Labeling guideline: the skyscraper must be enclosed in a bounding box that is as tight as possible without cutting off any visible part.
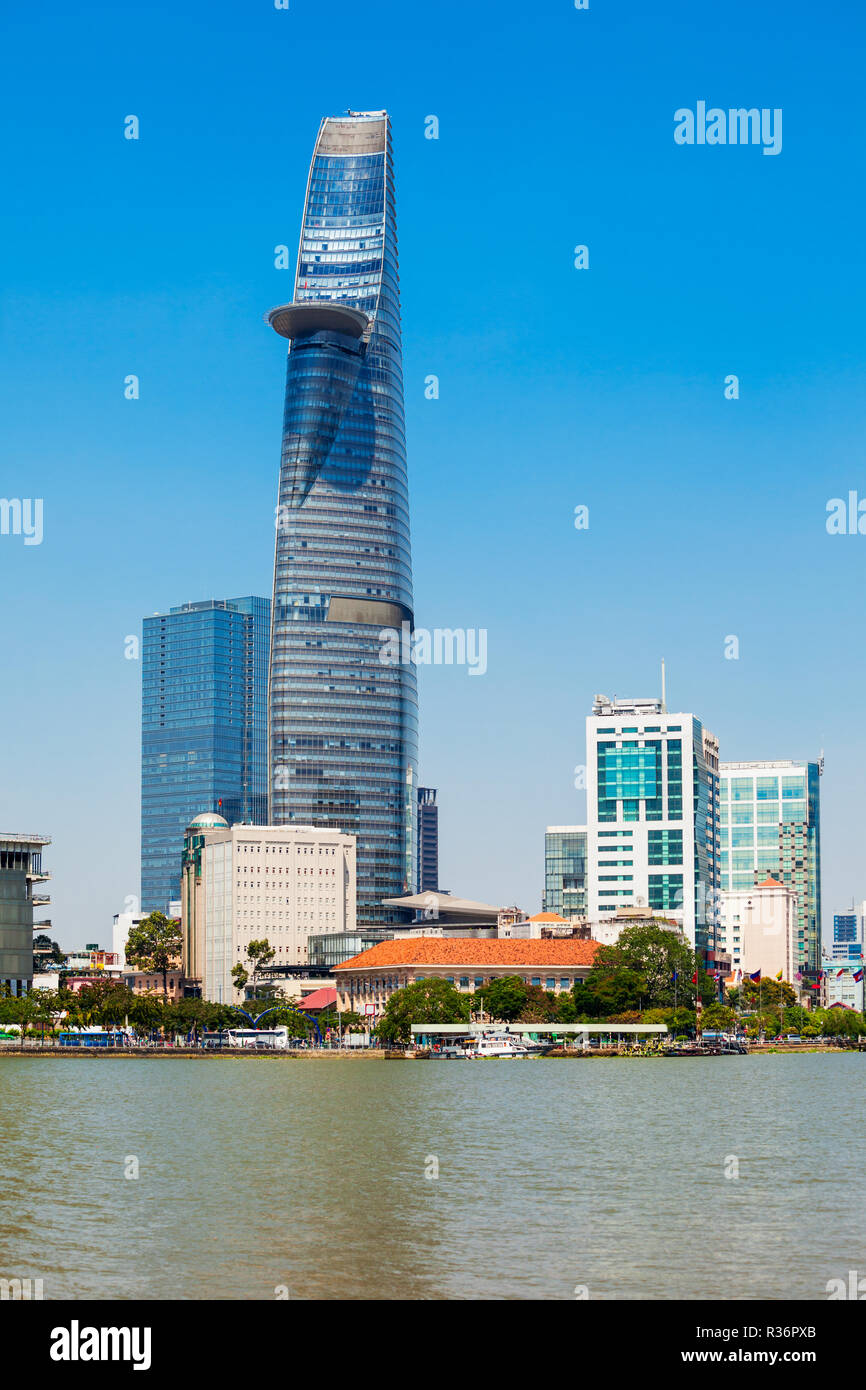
[141,597,269,912]
[267,110,418,925]
[417,787,439,893]
[719,759,822,975]
[543,827,587,918]
[585,695,721,961]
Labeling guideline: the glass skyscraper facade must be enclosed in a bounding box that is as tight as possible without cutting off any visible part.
[586,697,722,961]
[719,759,822,974]
[417,787,439,894]
[267,111,418,925]
[141,597,269,912]
[543,827,587,918]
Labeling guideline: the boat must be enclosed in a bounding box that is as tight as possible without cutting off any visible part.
[463,1033,535,1059]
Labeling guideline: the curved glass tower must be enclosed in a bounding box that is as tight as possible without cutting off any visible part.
[267,111,418,925]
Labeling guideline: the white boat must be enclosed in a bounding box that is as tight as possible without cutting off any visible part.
[464,1033,533,1059]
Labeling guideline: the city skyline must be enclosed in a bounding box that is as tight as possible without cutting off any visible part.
[3,0,865,945]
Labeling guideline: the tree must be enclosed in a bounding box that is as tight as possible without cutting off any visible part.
[821,1006,866,1039]
[375,979,470,1045]
[75,980,134,1027]
[125,912,183,997]
[232,939,276,998]
[701,1001,736,1031]
[582,922,701,1015]
[478,977,528,1021]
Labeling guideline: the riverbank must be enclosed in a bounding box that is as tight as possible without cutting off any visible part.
[0,1042,857,1058]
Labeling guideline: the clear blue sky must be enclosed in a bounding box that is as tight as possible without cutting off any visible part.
[2,0,864,946]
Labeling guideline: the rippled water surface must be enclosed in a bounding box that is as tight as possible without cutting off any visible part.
[1,1054,863,1300]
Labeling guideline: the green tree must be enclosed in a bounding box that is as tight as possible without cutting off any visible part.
[232,939,276,998]
[477,977,528,1021]
[583,923,702,1015]
[701,1001,736,1031]
[822,1007,866,1039]
[375,978,470,1046]
[125,912,183,997]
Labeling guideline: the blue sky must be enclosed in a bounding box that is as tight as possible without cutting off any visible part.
[2,0,864,945]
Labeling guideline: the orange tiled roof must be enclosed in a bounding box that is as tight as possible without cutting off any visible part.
[528,912,568,922]
[335,937,601,971]
[757,876,785,888]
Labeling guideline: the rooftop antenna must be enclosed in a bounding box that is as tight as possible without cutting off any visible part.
[661,658,667,713]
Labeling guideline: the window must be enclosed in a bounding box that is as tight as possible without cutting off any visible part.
[531,977,541,987]
[546,978,556,990]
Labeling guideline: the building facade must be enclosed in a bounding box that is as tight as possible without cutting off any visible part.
[417,787,439,893]
[719,759,821,976]
[0,833,51,995]
[196,824,357,1003]
[719,877,798,983]
[585,696,721,962]
[830,905,865,962]
[334,937,600,1020]
[543,826,587,918]
[824,965,864,1013]
[267,110,418,926]
[141,596,269,912]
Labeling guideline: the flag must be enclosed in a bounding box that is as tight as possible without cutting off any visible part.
[735,969,742,983]
[749,970,761,983]
[837,969,845,979]
[795,971,802,981]
[854,969,864,983]
[775,970,783,981]
[691,972,698,984]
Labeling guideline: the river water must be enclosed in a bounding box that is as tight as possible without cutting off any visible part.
[1,1053,862,1300]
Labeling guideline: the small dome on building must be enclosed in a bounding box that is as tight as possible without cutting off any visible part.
[186,812,229,830]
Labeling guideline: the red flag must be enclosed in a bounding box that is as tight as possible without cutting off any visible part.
[691,972,698,984]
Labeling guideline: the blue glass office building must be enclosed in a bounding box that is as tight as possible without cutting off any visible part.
[141,597,269,912]
[267,111,418,925]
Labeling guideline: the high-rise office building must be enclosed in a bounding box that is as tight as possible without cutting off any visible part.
[267,110,418,925]
[543,827,587,918]
[0,833,50,995]
[830,906,864,961]
[141,597,269,912]
[417,787,439,893]
[196,823,357,1001]
[585,695,721,961]
[719,759,821,975]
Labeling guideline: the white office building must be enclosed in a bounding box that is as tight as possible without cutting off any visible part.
[720,877,798,983]
[824,965,864,1013]
[112,912,146,971]
[585,694,721,961]
[200,824,356,1003]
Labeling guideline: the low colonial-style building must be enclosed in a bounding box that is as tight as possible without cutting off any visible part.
[334,937,600,1019]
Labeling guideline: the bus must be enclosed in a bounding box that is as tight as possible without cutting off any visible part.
[57,1028,131,1048]
[202,1027,289,1051]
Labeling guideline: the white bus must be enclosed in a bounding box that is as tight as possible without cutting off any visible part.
[225,1026,289,1051]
